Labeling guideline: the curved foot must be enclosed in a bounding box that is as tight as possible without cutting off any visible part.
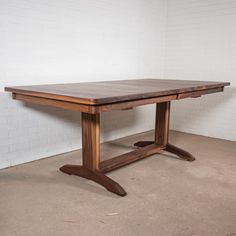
[133,141,195,162]
[165,143,195,162]
[60,165,127,197]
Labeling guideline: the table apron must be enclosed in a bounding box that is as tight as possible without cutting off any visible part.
[12,87,223,114]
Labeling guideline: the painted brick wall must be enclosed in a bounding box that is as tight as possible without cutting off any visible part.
[0,0,166,89]
[165,0,236,141]
[0,0,163,169]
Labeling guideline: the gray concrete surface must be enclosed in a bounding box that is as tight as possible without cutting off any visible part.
[0,131,236,236]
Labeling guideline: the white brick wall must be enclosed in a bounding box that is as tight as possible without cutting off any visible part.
[0,0,166,89]
[164,0,236,141]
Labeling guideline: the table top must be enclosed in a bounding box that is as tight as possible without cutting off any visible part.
[5,79,230,105]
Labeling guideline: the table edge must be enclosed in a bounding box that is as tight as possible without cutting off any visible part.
[5,82,230,105]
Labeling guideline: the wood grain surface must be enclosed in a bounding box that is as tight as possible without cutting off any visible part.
[5,79,230,105]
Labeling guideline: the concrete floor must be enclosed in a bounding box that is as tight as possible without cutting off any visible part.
[0,131,236,236]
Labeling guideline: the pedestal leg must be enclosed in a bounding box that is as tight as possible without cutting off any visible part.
[155,101,170,146]
[60,112,127,197]
[134,102,195,161]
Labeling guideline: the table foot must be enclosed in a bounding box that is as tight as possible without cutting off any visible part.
[165,143,195,162]
[134,141,195,161]
[60,165,127,197]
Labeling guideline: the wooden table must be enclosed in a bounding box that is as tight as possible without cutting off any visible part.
[5,79,230,196]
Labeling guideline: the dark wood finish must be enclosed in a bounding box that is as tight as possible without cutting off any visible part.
[5,79,230,105]
[134,142,195,161]
[97,94,177,112]
[60,112,127,196]
[100,144,163,173]
[82,113,100,170]
[165,144,195,162]
[11,87,224,114]
[155,102,170,146]
[13,93,178,114]
[134,102,195,161]
[5,79,230,196]
[134,141,155,148]
[177,87,224,99]
[13,93,94,113]
[60,165,127,196]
